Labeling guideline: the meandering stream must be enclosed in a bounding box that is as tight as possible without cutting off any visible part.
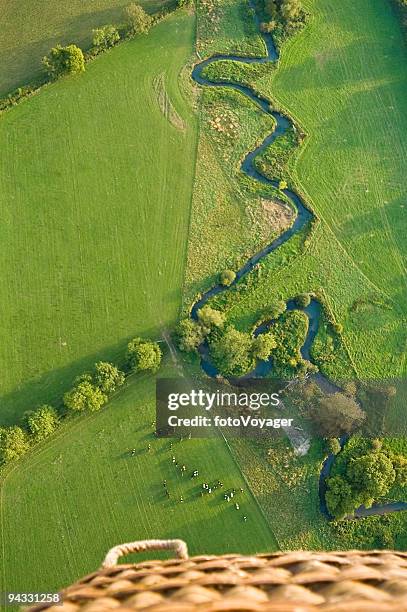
[190,1,407,520]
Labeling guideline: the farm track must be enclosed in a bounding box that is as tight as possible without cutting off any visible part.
[190,0,407,521]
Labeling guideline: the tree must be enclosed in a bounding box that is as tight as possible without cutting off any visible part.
[393,454,407,487]
[210,326,253,376]
[326,437,341,455]
[25,405,59,441]
[125,3,153,35]
[126,338,162,373]
[92,25,120,50]
[347,452,395,508]
[42,44,85,78]
[278,179,288,190]
[94,361,125,394]
[295,293,311,308]
[0,426,30,463]
[220,269,236,287]
[177,319,205,352]
[264,300,287,320]
[252,333,276,361]
[64,375,107,412]
[325,475,355,519]
[280,0,302,22]
[307,392,365,437]
[197,305,225,330]
[264,0,278,19]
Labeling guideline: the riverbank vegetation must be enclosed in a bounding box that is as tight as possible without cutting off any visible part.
[326,437,407,519]
[184,0,407,552]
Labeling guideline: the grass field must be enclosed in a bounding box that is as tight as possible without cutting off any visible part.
[0,10,197,425]
[0,364,276,594]
[0,0,173,96]
[0,8,278,593]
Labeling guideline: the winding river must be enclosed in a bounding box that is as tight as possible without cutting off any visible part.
[189,2,407,520]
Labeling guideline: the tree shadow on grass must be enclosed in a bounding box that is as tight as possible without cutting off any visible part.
[0,325,161,426]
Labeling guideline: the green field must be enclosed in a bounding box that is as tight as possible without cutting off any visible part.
[1,0,407,596]
[0,8,277,594]
[0,0,172,96]
[0,11,197,425]
[0,367,276,593]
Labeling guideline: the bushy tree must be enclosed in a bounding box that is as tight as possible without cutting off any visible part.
[126,338,162,373]
[393,454,407,487]
[260,21,277,33]
[92,25,120,50]
[264,0,278,19]
[0,426,30,464]
[177,319,205,352]
[325,475,355,519]
[252,333,276,361]
[265,301,287,320]
[26,405,59,441]
[308,393,365,437]
[94,361,125,394]
[220,269,236,287]
[280,0,302,22]
[295,293,311,308]
[347,452,395,508]
[64,375,107,412]
[210,326,253,376]
[326,437,341,455]
[42,44,85,78]
[197,305,225,330]
[125,3,153,35]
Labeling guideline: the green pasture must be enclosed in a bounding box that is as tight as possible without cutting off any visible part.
[0,368,276,594]
[0,11,196,425]
[0,0,173,96]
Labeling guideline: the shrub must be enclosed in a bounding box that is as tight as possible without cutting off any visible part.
[125,3,153,35]
[295,293,311,308]
[326,437,341,455]
[92,25,120,50]
[333,322,343,334]
[42,44,85,79]
[260,21,276,33]
[126,338,162,373]
[210,326,254,377]
[252,333,276,361]
[177,319,205,352]
[325,474,355,519]
[393,454,407,487]
[347,452,395,508]
[264,301,287,320]
[25,405,59,441]
[264,0,278,19]
[197,305,225,329]
[94,361,125,394]
[64,375,107,412]
[0,426,30,464]
[280,0,302,22]
[220,269,236,287]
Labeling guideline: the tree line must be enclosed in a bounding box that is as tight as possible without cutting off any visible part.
[0,337,161,465]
